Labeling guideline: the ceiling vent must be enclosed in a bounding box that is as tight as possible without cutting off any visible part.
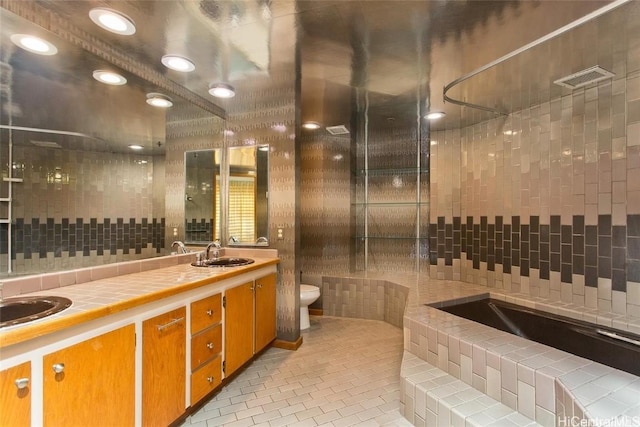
[554,66,615,90]
[31,140,62,149]
[326,125,349,135]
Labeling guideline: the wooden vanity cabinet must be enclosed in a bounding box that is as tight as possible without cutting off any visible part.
[43,324,135,427]
[142,306,186,427]
[225,273,277,377]
[0,361,31,427]
[1,264,278,426]
[190,293,223,405]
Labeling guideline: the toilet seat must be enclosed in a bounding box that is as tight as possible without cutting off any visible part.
[301,284,320,296]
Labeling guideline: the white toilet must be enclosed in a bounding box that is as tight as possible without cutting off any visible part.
[300,284,320,330]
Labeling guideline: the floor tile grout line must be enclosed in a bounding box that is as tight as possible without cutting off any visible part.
[181,316,410,427]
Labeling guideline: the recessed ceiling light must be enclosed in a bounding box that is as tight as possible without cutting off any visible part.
[224,129,235,137]
[302,121,321,130]
[10,34,58,55]
[89,8,136,35]
[503,130,518,136]
[271,124,287,132]
[425,111,446,120]
[161,55,195,72]
[208,83,235,98]
[146,93,173,108]
[93,70,127,85]
[128,144,144,150]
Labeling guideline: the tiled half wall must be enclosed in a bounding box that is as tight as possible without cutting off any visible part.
[321,276,409,328]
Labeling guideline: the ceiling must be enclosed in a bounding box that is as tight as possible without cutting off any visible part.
[1,0,637,152]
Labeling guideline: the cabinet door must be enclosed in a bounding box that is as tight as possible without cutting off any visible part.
[224,281,254,376]
[43,324,135,427]
[255,273,277,352]
[142,306,186,427]
[0,361,31,427]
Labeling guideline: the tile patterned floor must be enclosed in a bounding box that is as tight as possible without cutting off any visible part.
[181,316,412,427]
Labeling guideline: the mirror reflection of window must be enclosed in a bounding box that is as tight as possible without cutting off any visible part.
[227,145,269,245]
[228,176,256,242]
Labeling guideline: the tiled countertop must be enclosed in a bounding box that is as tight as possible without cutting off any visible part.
[0,252,279,349]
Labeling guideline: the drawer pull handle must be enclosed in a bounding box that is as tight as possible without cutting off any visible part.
[156,317,185,331]
[15,378,29,389]
[207,376,214,384]
[52,363,65,374]
[206,342,214,350]
[206,309,214,316]
[257,284,263,289]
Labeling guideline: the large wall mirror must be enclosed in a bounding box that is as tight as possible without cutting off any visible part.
[184,145,269,247]
[0,3,227,277]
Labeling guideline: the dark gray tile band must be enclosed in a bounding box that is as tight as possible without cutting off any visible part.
[430,214,636,288]
[2,218,165,259]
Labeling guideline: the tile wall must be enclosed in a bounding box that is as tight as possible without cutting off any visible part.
[0,145,164,274]
[429,72,640,317]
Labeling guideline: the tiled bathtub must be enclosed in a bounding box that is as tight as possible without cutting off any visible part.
[318,272,640,426]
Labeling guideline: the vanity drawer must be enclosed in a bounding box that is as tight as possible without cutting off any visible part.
[191,355,222,405]
[191,293,222,334]
[191,324,222,369]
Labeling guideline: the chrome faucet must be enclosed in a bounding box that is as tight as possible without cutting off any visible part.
[205,240,221,260]
[171,240,188,254]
